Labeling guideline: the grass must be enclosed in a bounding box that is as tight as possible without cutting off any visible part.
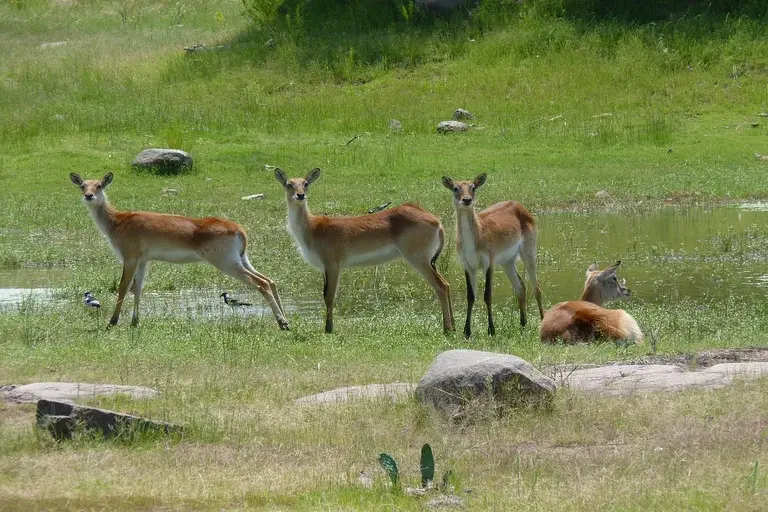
[1,0,768,509]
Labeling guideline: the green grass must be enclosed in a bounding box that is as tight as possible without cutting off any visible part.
[1,0,768,509]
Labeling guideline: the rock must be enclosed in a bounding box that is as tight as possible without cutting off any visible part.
[241,193,265,201]
[162,188,179,195]
[560,362,768,396]
[755,153,768,161]
[595,190,611,199]
[426,495,464,509]
[415,350,556,412]
[437,121,468,134]
[452,108,474,121]
[184,43,229,53]
[296,382,414,405]
[36,399,182,439]
[417,0,466,13]
[389,119,403,132]
[132,148,192,175]
[39,41,67,49]
[358,471,374,489]
[4,382,159,403]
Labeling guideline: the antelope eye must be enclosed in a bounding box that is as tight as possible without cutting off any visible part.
[303,181,308,187]
[80,185,85,190]
[286,183,294,189]
[453,187,458,192]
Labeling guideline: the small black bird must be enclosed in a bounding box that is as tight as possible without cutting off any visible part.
[220,292,252,308]
[83,291,101,310]
[368,201,392,214]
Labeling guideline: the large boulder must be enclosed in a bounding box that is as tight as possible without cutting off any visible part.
[415,350,557,412]
[132,148,193,174]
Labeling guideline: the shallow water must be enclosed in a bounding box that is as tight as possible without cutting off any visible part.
[0,204,766,316]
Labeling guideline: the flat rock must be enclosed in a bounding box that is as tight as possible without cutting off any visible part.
[561,362,768,396]
[37,399,182,438]
[437,121,468,133]
[296,382,414,404]
[132,148,192,174]
[4,382,158,403]
[415,350,556,411]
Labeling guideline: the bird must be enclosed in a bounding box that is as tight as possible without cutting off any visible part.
[368,201,392,214]
[220,292,252,308]
[83,291,101,310]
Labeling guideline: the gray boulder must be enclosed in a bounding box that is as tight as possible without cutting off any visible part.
[132,148,192,174]
[437,121,468,133]
[415,349,556,412]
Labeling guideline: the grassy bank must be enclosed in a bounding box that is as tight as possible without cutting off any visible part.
[1,0,768,509]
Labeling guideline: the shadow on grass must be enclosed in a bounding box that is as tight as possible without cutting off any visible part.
[166,0,768,85]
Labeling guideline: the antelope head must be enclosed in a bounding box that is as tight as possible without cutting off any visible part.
[275,167,321,205]
[69,172,113,207]
[584,261,631,303]
[441,173,487,209]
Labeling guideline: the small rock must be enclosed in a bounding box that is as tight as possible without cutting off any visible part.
[241,193,265,201]
[405,487,427,497]
[667,148,673,153]
[426,495,464,509]
[389,119,403,132]
[595,190,611,200]
[162,188,179,196]
[204,177,213,182]
[264,164,276,171]
[39,41,67,49]
[452,108,474,121]
[132,148,192,175]
[358,471,374,489]
[53,114,66,122]
[759,113,768,118]
[751,122,760,128]
[265,38,275,49]
[437,121,468,134]
[755,153,768,161]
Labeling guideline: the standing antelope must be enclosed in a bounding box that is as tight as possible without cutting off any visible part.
[540,261,643,344]
[274,168,454,334]
[441,173,544,338]
[69,172,289,330]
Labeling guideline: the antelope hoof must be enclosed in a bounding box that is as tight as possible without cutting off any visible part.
[130,317,139,327]
[107,319,118,330]
[463,326,472,339]
[488,324,496,336]
[520,315,527,328]
[278,320,290,331]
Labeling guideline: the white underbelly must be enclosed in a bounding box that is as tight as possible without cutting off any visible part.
[495,239,523,265]
[343,246,399,268]
[459,247,489,272]
[146,247,204,263]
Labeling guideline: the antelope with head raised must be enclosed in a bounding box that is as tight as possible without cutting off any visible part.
[441,173,544,338]
[69,172,289,330]
[274,168,454,334]
[540,261,643,344]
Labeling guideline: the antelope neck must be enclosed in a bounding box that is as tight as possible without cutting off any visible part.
[455,206,479,240]
[579,285,604,306]
[86,196,118,237]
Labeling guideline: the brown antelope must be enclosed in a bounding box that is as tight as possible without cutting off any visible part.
[441,173,544,338]
[274,168,454,334]
[540,261,643,344]
[69,172,289,330]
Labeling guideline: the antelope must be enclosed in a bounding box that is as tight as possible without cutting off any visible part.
[441,173,543,338]
[540,261,643,344]
[69,172,289,330]
[274,168,454,334]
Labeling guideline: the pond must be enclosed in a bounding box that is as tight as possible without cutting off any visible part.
[0,204,765,317]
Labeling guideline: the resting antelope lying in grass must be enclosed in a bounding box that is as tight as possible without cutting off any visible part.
[441,173,544,338]
[275,168,454,334]
[540,261,643,344]
[69,172,289,330]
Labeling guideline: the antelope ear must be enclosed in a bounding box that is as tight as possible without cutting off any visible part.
[441,176,454,190]
[473,172,487,188]
[274,168,287,186]
[101,172,114,188]
[586,262,598,277]
[600,260,621,279]
[69,173,83,186]
[305,167,321,185]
